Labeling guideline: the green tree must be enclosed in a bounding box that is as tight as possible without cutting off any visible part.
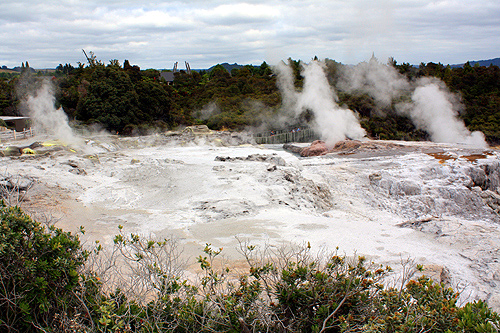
[77,66,141,132]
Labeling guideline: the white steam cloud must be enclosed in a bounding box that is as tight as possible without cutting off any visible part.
[276,61,298,110]
[198,101,220,121]
[338,57,487,148]
[338,57,410,108]
[408,78,486,147]
[273,61,299,128]
[275,60,366,145]
[23,79,81,145]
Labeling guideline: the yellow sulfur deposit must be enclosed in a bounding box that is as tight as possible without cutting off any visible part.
[22,148,36,155]
[42,140,67,147]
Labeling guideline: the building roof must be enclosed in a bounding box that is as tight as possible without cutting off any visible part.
[160,72,175,82]
[0,116,30,121]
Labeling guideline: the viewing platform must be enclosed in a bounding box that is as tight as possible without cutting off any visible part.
[253,127,318,144]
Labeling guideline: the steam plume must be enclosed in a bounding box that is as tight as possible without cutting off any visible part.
[338,56,410,108]
[338,57,487,148]
[273,61,300,128]
[22,79,80,145]
[275,60,366,145]
[407,78,486,147]
[276,61,299,110]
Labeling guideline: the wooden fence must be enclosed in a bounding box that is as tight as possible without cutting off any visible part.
[0,128,35,143]
[253,127,318,144]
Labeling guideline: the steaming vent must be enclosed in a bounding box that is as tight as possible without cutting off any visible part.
[275,58,487,148]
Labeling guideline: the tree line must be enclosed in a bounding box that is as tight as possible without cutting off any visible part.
[0,57,499,143]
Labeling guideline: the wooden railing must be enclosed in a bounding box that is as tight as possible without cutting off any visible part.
[253,127,318,144]
[0,128,35,143]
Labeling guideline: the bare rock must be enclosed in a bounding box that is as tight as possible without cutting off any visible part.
[331,140,362,153]
[0,175,35,202]
[300,140,329,157]
[284,172,295,183]
[421,264,451,286]
[467,162,500,192]
[63,159,89,175]
[390,180,421,196]
[3,146,22,156]
[487,293,500,313]
[267,165,277,172]
[215,156,230,162]
[398,217,442,235]
[289,139,409,158]
[215,154,286,166]
[369,172,382,184]
[182,125,213,135]
[28,142,43,149]
[468,167,488,189]
[269,156,286,166]
[195,199,255,221]
[282,143,303,154]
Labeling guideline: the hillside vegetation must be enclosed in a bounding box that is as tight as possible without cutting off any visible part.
[0,57,499,143]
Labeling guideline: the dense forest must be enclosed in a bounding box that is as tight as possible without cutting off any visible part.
[1,56,499,143]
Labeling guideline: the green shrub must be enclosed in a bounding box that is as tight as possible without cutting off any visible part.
[0,202,86,332]
[347,276,500,332]
[273,255,388,332]
[457,300,500,333]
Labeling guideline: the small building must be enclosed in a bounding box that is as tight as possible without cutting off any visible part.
[160,62,191,85]
[160,72,175,85]
[0,116,31,132]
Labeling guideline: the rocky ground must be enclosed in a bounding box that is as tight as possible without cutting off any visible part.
[2,130,500,310]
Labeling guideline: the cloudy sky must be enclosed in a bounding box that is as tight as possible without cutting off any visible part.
[1,0,499,69]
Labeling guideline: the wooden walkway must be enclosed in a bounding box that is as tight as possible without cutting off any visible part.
[254,127,317,144]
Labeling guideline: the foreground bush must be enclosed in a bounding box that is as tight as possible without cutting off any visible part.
[0,202,86,332]
[1,205,499,332]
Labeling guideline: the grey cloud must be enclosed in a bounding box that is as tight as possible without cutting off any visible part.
[1,0,499,69]
[193,3,279,26]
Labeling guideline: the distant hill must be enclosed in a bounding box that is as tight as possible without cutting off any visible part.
[207,63,242,72]
[210,59,500,71]
[207,62,258,72]
[0,68,17,74]
[450,57,500,68]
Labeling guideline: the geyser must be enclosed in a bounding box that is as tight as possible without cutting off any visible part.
[21,79,80,145]
[409,78,487,147]
[338,57,487,148]
[275,60,366,145]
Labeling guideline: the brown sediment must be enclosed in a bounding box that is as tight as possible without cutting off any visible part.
[21,182,72,216]
[461,152,494,163]
[427,152,456,164]
[427,151,493,164]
